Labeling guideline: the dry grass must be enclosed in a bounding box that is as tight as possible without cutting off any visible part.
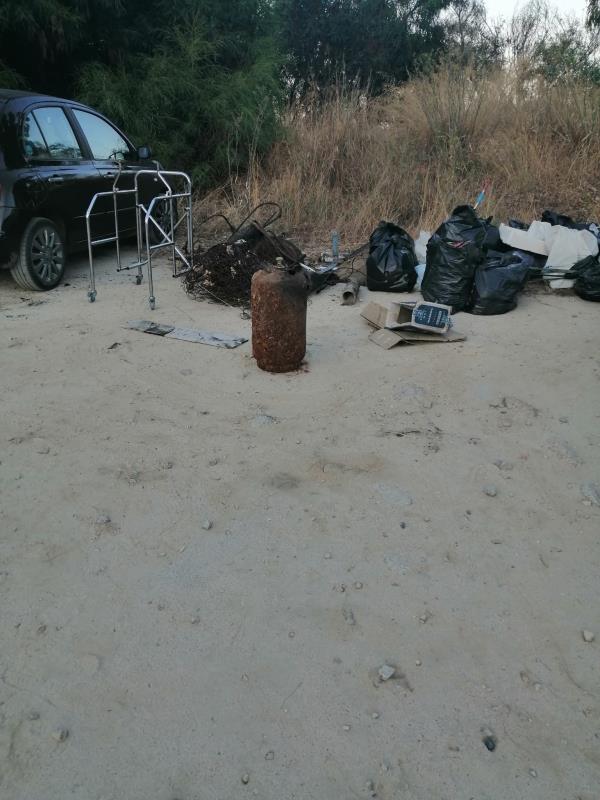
[194,66,600,246]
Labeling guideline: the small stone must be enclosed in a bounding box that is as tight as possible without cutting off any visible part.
[288,630,296,638]
[529,768,537,778]
[342,724,351,731]
[202,520,213,531]
[51,727,69,743]
[448,744,460,752]
[37,624,47,635]
[581,482,600,507]
[423,517,431,522]
[419,611,432,624]
[483,485,498,497]
[264,750,274,760]
[483,735,497,752]
[582,630,595,643]
[190,616,201,625]
[400,522,406,529]
[208,458,219,467]
[378,664,396,682]
[343,608,356,626]
[28,711,40,720]
[559,416,568,423]
[241,774,250,785]
[95,514,111,525]
[371,712,380,719]
[241,673,249,681]
[324,552,332,559]
[354,581,363,590]
[415,660,422,666]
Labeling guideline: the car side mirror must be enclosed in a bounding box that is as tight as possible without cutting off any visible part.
[137,145,152,160]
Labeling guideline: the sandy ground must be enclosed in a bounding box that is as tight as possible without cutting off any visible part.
[1,247,599,800]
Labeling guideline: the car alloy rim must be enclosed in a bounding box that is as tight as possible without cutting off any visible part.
[30,226,64,283]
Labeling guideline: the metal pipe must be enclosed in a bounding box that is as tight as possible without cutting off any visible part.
[144,208,155,310]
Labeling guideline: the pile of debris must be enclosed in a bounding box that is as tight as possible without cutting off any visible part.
[183,216,306,307]
[183,240,265,307]
[364,205,600,317]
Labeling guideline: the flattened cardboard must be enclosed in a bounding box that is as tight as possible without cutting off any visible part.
[361,301,465,349]
[361,302,388,329]
[386,301,451,333]
[369,328,466,349]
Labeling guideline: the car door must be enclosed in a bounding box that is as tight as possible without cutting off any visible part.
[69,108,156,239]
[21,105,101,248]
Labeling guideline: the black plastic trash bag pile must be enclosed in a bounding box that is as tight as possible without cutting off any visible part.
[421,205,488,312]
[469,251,532,315]
[366,222,418,292]
[571,256,600,302]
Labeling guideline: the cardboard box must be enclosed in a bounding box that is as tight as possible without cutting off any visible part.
[361,302,466,349]
[385,301,452,334]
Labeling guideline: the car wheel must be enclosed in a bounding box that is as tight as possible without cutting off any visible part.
[148,198,177,246]
[11,217,66,291]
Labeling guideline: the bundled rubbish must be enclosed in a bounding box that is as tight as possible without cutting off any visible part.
[183,221,305,307]
[421,205,487,312]
[498,210,599,290]
[570,256,600,302]
[361,300,465,349]
[468,251,532,315]
[183,240,265,306]
[366,222,418,292]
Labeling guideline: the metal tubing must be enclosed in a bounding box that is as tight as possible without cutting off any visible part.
[144,212,155,310]
[85,213,96,302]
[86,167,193,305]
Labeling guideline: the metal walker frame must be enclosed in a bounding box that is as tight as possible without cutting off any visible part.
[85,167,193,309]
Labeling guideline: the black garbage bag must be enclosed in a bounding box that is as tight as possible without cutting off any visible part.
[508,218,528,230]
[541,210,588,230]
[366,222,418,292]
[468,250,531,315]
[421,205,487,312]
[571,255,600,302]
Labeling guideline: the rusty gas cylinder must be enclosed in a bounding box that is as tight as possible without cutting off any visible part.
[251,259,308,373]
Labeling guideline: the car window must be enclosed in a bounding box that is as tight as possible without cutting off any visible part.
[23,113,50,159]
[29,107,82,160]
[73,110,131,161]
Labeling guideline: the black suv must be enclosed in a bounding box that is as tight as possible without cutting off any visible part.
[0,89,165,290]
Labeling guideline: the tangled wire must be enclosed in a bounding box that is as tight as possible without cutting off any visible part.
[183,241,267,307]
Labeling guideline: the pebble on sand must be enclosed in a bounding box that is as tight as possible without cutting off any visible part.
[241,774,250,784]
[378,664,396,682]
[51,727,69,742]
[582,630,595,643]
[202,520,213,530]
[483,485,498,497]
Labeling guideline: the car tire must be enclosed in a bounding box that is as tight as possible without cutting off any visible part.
[148,198,177,246]
[11,217,66,291]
